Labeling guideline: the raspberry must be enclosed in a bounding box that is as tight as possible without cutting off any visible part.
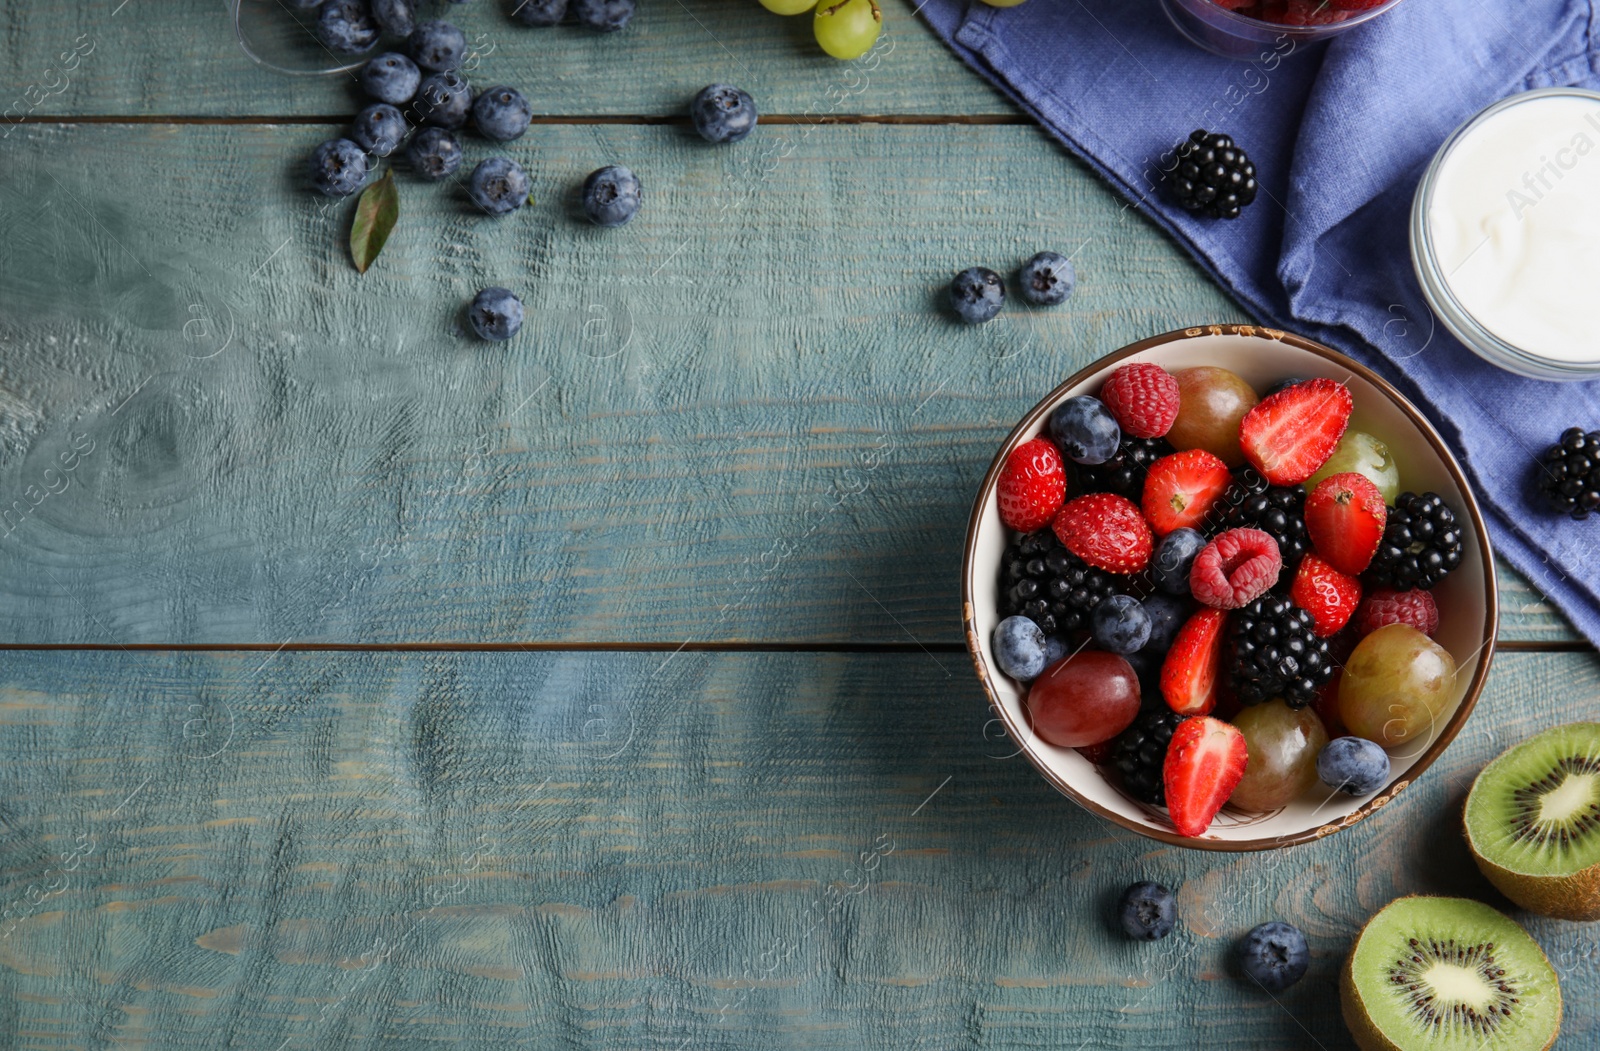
[997,437,1067,533]
[1189,528,1282,610]
[1355,587,1439,637]
[1100,363,1180,440]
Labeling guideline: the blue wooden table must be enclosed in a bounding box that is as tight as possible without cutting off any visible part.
[0,2,1594,1048]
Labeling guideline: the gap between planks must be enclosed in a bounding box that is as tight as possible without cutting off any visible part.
[0,639,1585,654]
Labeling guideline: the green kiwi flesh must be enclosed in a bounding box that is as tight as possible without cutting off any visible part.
[1464,722,1600,920]
[1341,896,1561,1051]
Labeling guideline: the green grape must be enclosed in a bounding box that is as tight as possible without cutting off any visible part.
[1339,624,1457,749]
[760,0,817,13]
[814,0,881,60]
[1305,430,1401,504]
[1229,700,1328,811]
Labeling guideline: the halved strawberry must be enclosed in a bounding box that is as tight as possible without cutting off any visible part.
[997,437,1068,533]
[1141,449,1232,537]
[1289,552,1363,637]
[1160,608,1228,716]
[1052,493,1153,574]
[1163,716,1248,837]
[1238,378,1352,485]
[1304,472,1387,576]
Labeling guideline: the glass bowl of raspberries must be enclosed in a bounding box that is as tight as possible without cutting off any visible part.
[1160,0,1407,60]
[962,324,1496,850]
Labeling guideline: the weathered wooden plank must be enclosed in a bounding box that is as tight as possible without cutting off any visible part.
[0,649,1594,1049]
[0,121,1577,644]
[1,0,1006,120]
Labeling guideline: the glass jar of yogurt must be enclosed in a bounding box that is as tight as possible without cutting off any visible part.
[1411,87,1600,380]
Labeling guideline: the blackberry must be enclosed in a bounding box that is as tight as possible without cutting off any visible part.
[1538,427,1600,520]
[998,530,1116,637]
[1366,491,1463,590]
[1217,474,1310,569]
[1075,436,1174,500]
[1228,594,1333,709]
[1168,129,1258,221]
[1111,708,1186,806]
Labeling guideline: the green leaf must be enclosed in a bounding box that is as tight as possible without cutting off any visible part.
[350,169,399,274]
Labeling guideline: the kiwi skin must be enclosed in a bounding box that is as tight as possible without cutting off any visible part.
[1339,895,1562,1051]
[1465,816,1600,921]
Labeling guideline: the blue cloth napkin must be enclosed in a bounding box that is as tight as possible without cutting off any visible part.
[918,0,1600,646]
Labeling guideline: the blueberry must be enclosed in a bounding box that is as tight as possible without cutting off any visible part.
[409,19,467,71]
[468,287,524,341]
[405,127,462,180]
[370,0,417,36]
[317,0,380,55]
[581,165,642,227]
[1317,737,1390,796]
[351,103,407,157]
[412,71,471,128]
[1263,376,1309,399]
[1042,634,1069,667]
[1124,648,1162,703]
[1018,250,1075,306]
[1118,881,1176,941]
[308,137,370,197]
[359,53,421,106]
[691,84,758,144]
[1237,921,1309,992]
[1091,594,1151,655]
[1140,593,1187,654]
[1048,396,1120,465]
[472,85,533,142]
[510,0,568,24]
[993,615,1048,682]
[572,0,635,31]
[1152,527,1206,595]
[949,267,1004,324]
[468,157,531,216]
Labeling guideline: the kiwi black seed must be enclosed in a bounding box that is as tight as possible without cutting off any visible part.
[1464,722,1600,921]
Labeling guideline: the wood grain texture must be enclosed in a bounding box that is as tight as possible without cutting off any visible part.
[0,121,1575,644]
[0,648,1595,1049]
[1,0,1006,121]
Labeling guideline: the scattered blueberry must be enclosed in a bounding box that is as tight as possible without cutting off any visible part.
[1237,921,1309,992]
[1263,376,1309,399]
[691,84,758,144]
[1118,881,1176,941]
[1048,396,1121,465]
[993,615,1048,682]
[370,0,418,37]
[1091,594,1151,655]
[473,85,533,142]
[949,267,1004,324]
[572,0,636,31]
[468,287,525,341]
[413,71,471,129]
[405,127,463,180]
[1317,737,1390,796]
[1017,250,1075,306]
[351,103,407,157]
[1140,593,1187,653]
[468,157,532,216]
[581,165,642,227]
[510,0,568,25]
[1152,527,1206,595]
[316,0,380,55]
[409,19,467,72]
[308,137,370,197]
[359,52,422,106]
[1041,634,1069,667]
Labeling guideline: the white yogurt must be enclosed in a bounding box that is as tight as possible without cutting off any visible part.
[1425,91,1600,366]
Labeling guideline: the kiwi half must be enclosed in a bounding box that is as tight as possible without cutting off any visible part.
[1464,721,1600,921]
[1341,896,1561,1051]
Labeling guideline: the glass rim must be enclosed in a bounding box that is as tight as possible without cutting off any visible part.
[1194,0,1408,33]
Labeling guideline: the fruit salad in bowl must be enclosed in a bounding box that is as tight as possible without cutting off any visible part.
[962,325,1497,850]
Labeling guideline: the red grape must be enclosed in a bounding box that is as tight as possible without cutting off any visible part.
[1027,651,1140,748]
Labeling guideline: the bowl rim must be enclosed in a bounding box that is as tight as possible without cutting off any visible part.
[960,323,1500,852]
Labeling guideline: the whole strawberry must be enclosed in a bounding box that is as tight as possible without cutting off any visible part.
[1141,449,1232,536]
[998,437,1068,532]
[1101,363,1180,440]
[1305,472,1386,576]
[1289,552,1362,637]
[1052,493,1154,574]
[1355,587,1439,637]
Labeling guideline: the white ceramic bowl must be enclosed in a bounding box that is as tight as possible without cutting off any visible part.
[961,325,1498,851]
